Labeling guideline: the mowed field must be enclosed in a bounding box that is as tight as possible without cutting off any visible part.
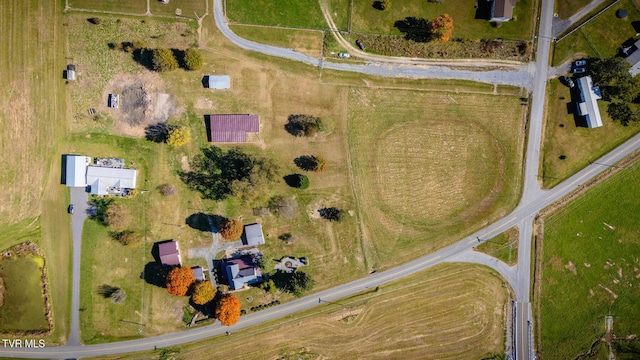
[91,263,510,360]
[348,89,525,269]
[538,161,640,359]
[0,0,71,343]
[350,0,535,40]
[229,25,325,58]
[541,81,639,188]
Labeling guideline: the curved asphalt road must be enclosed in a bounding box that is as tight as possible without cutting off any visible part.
[3,0,639,357]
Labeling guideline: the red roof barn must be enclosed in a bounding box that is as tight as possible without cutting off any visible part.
[205,114,260,143]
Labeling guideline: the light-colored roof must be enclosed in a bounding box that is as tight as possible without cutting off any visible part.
[158,241,181,266]
[224,258,261,290]
[205,114,260,143]
[191,266,205,281]
[65,155,90,187]
[205,75,230,89]
[576,76,603,128]
[66,70,76,81]
[626,40,640,76]
[86,166,137,195]
[242,223,265,247]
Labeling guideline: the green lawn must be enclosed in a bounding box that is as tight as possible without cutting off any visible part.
[538,161,640,359]
[348,89,525,270]
[230,25,325,58]
[475,226,519,266]
[149,0,207,18]
[557,0,595,19]
[350,0,534,40]
[553,0,640,66]
[226,0,329,29]
[541,81,640,188]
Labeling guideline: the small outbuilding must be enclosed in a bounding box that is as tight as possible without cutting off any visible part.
[65,65,76,81]
[242,223,265,247]
[204,75,231,89]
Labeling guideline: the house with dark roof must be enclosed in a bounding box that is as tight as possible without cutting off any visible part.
[204,114,260,143]
[491,0,518,21]
[575,76,603,128]
[242,223,265,247]
[158,241,182,266]
[223,257,263,290]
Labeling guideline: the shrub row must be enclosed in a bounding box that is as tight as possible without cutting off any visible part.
[250,299,281,312]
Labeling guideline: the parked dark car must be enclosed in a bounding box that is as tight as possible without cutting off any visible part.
[68,204,74,215]
[559,75,574,88]
[355,39,365,50]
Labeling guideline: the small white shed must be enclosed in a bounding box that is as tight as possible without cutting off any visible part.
[204,75,230,89]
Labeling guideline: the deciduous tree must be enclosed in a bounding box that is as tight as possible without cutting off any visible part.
[167,126,191,146]
[219,218,244,241]
[430,14,454,43]
[215,294,242,326]
[104,202,130,231]
[191,281,216,305]
[112,230,143,247]
[183,48,203,70]
[152,47,179,72]
[166,267,195,296]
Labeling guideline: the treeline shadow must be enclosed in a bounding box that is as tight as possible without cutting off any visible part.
[186,213,227,232]
[394,17,432,42]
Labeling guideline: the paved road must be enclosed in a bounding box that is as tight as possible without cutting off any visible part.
[2,0,637,357]
[4,132,640,358]
[68,187,90,346]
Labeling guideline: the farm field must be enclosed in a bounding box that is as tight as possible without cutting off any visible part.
[90,263,511,360]
[350,0,534,40]
[552,0,640,66]
[67,0,147,14]
[230,25,325,58]
[541,81,639,188]
[148,0,207,19]
[475,227,519,266]
[0,0,70,343]
[348,88,525,269]
[226,0,328,29]
[537,160,640,359]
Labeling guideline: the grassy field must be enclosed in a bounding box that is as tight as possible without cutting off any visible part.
[0,0,71,343]
[557,0,595,19]
[0,250,49,333]
[226,0,328,29]
[230,25,325,58]
[537,160,640,359]
[67,0,147,13]
[148,0,207,19]
[541,81,640,188]
[350,0,535,40]
[91,263,511,359]
[348,89,525,269]
[475,227,519,266]
[327,0,351,30]
[552,0,640,66]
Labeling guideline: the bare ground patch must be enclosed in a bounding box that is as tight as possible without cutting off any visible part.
[102,71,180,137]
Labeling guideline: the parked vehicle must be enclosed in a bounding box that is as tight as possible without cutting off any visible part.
[68,204,74,215]
[573,59,587,67]
[572,67,586,74]
[338,52,350,58]
[355,39,365,50]
[560,76,574,88]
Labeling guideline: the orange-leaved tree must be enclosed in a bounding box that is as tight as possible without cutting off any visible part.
[191,281,216,305]
[166,267,195,296]
[215,294,241,326]
[430,14,454,43]
[219,218,244,241]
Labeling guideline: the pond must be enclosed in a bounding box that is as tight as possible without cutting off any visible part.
[0,249,50,333]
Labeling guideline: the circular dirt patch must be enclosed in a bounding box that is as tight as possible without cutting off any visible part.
[373,121,503,225]
[104,71,179,137]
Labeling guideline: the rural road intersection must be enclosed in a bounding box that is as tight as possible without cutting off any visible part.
[3,0,639,358]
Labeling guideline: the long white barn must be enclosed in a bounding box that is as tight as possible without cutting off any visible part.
[65,155,137,195]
